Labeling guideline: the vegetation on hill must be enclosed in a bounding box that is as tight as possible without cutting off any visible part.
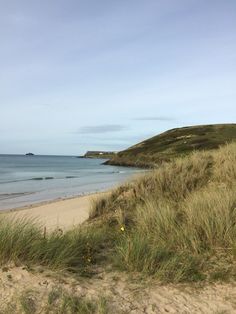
[105,124,236,167]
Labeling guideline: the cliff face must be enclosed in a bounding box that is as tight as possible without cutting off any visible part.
[105,124,236,168]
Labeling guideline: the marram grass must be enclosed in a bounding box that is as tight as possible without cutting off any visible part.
[92,143,236,282]
[0,216,113,273]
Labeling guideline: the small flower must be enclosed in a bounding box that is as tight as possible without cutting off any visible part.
[120,226,125,232]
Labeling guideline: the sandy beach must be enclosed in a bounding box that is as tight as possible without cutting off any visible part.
[2,192,108,231]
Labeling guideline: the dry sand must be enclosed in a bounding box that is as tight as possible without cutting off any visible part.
[1,266,236,313]
[2,192,108,231]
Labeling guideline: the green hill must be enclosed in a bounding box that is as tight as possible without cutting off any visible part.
[105,123,236,167]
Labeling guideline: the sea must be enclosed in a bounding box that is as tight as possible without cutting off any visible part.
[0,154,141,211]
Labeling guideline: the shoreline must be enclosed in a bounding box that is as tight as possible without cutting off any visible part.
[1,190,109,231]
[0,190,109,214]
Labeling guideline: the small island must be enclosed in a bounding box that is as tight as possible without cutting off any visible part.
[25,152,35,156]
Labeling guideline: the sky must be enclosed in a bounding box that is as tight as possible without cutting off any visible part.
[1,0,236,155]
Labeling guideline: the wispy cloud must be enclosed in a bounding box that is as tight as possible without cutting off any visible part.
[77,124,127,134]
[134,116,174,121]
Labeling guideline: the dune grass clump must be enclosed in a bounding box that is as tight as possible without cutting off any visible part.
[115,186,236,282]
[91,150,213,219]
[19,290,37,314]
[46,289,97,314]
[46,288,108,314]
[91,143,236,282]
[0,217,114,273]
[4,288,109,314]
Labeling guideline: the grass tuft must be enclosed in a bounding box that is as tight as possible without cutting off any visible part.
[0,218,113,274]
[20,290,37,314]
[46,287,108,314]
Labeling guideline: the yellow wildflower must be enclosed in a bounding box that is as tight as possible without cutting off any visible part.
[120,226,125,232]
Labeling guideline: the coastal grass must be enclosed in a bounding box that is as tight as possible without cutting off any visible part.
[92,143,236,282]
[4,288,109,314]
[47,287,109,314]
[0,216,115,274]
[115,185,236,282]
[1,143,236,283]
[46,289,97,314]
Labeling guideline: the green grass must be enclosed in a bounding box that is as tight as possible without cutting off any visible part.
[0,217,115,274]
[114,185,236,282]
[54,293,95,314]
[46,288,109,314]
[92,143,236,282]
[105,124,236,167]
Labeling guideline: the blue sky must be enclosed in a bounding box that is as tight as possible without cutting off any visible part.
[1,0,235,155]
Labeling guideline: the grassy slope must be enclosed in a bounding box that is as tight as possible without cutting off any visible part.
[105,124,236,167]
[92,142,236,282]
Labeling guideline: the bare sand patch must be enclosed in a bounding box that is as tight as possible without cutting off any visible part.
[2,192,109,231]
[1,266,236,313]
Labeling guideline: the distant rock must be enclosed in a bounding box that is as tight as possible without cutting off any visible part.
[25,153,35,156]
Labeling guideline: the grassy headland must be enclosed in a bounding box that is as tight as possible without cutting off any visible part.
[105,124,236,167]
[80,151,117,159]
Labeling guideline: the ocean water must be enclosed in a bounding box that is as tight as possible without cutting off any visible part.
[0,155,141,210]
